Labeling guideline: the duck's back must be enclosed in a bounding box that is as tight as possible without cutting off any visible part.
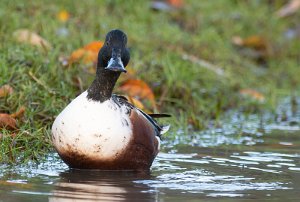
[52,91,160,170]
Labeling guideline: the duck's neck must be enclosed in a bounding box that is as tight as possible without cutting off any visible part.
[87,70,121,102]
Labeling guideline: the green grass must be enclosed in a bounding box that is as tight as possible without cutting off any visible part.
[0,0,299,163]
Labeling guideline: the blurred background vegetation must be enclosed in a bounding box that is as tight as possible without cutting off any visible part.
[0,0,299,163]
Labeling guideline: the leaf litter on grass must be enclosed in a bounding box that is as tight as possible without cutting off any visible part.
[0,106,26,131]
[2,0,300,163]
[13,29,52,50]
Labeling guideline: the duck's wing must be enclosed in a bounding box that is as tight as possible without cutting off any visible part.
[113,94,170,137]
[148,113,171,118]
[135,107,171,137]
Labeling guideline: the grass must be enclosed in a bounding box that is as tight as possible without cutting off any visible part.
[0,0,299,163]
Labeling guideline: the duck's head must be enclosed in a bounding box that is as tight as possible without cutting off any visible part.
[98,29,130,73]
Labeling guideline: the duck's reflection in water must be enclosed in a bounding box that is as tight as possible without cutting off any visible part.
[49,169,157,202]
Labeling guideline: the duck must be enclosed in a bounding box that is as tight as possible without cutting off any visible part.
[52,29,170,170]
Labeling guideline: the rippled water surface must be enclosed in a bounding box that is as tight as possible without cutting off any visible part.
[1,99,300,201]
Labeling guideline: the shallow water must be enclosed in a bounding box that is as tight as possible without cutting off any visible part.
[1,99,300,201]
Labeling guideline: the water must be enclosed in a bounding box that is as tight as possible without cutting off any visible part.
[1,99,300,201]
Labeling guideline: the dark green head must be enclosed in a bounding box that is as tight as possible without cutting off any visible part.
[97,29,130,73]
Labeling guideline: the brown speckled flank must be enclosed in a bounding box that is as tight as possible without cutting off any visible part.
[56,109,159,170]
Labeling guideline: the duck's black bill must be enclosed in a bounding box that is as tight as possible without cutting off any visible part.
[105,49,127,73]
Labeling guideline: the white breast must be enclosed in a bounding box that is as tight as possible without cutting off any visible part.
[51,91,132,160]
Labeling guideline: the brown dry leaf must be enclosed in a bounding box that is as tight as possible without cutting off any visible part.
[57,10,70,22]
[83,41,104,52]
[0,113,17,130]
[10,106,26,119]
[69,49,85,63]
[119,79,156,107]
[68,41,104,65]
[0,84,13,98]
[232,35,272,58]
[276,0,300,18]
[232,35,268,50]
[0,107,26,131]
[81,51,98,64]
[239,89,265,102]
[13,29,52,50]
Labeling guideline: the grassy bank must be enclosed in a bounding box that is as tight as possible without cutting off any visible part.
[1,0,299,163]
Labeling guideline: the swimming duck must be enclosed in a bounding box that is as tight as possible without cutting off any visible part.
[52,29,170,170]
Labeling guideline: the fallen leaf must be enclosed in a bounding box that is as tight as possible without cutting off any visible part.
[119,79,156,108]
[69,49,86,63]
[82,51,98,64]
[232,35,272,58]
[232,35,268,50]
[0,113,17,130]
[57,10,70,22]
[83,41,104,52]
[239,89,265,102]
[13,29,52,50]
[0,84,13,98]
[68,41,104,65]
[276,0,300,18]
[0,107,26,131]
[10,106,26,119]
